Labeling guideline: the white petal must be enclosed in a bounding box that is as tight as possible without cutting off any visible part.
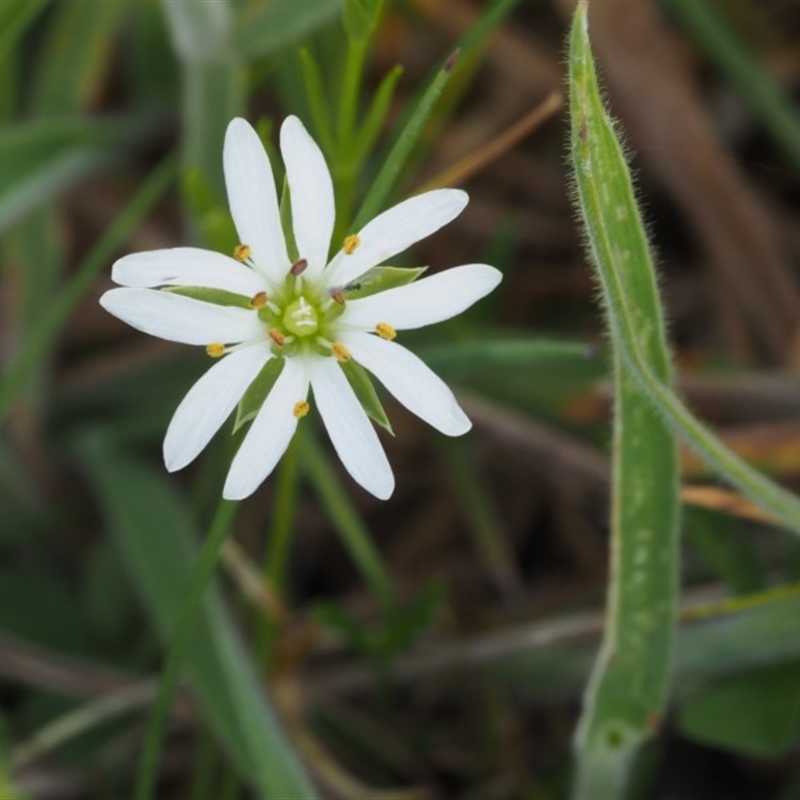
[326,189,468,287]
[342,332,471,436]
[164,344,272,472]
[99,288,263,345]
[224,117,289,281]
[310,357,394,500]
[112,248,267,296]
[280,116,335,278]
[223,357,309,500]
[341,264,501,331]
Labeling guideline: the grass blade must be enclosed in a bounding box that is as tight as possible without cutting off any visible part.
[74,430,317,799]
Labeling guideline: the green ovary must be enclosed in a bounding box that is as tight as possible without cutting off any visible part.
[283,297,319,337]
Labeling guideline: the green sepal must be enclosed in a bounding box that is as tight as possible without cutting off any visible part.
[339,358,393,434]
[234,357,285,432]
[164,286,251,309]
[342,265,426,299]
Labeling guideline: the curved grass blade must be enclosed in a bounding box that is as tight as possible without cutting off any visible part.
[75,430,317,799]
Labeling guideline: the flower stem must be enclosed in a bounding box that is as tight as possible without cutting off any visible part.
[133,498,238,800]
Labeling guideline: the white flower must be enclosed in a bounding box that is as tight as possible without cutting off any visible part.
[100,116,501,501]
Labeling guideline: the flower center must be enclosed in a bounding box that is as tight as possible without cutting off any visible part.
[282,296,319,337]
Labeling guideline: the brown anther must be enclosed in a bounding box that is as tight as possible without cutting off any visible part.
[343,234,361,255]
[268,328,286,347]
[206,342,226,358]
[330,290,346,305]
[375,322,397,341]
[331,342,351,362]
[290,258,308,276]
[249,291,267,309]
[293,400,310,419]
[233,243,251,262]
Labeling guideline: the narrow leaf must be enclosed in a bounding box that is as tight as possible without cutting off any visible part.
[74,430,316,798]
[568,4,680,797]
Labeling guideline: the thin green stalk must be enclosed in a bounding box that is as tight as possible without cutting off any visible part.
[13,681,157,771]
[134,499,238,800]
[353,49,457,230]
[337,37,367,148]
[0,153,177,427]
[298,47,336,154]
[299,428,396,613]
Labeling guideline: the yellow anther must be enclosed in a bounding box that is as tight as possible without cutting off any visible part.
[233,243,251,262]
[343,234,361,255]
[331,342,351,362]
[375,322,397,341]
[290,258,308,276]
[268,328,286,347]
[249,291,267,309]
[206,342,226,358]
[293,400,310,419]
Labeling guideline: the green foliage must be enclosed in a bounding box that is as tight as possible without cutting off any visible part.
[343,0,385,44]
[313,580,446,666]
[678,663,800,758]
[235,0,343,61]
[0,118,145,233]
[75,431,316,799]
[568,5,680,796]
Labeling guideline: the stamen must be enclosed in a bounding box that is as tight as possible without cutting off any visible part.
[233,244,251,262]
[331,342,351,362]
[268,328,286,347]
[343,234,361,255]
[375,322,397,341]
[249,291,267,309]
[290,258,308,276]
[330,290,346,305]
[293,400,310,419]
[206,342,226,358]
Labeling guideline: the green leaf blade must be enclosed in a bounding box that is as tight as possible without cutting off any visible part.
[568,4,680,797]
